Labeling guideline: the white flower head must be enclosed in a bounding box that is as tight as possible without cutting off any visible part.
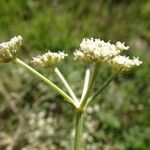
[32,51,68,68]
[74,38,129,63]
[109,55,142,72]
[0,35,22,63]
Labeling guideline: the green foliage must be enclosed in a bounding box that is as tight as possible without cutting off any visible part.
[0,0,149,149]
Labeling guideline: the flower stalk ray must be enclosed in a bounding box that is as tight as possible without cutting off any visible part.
[54,67,79,106]
[15,58,77,108]
[80,62,101,110]
[80,68,90,102]
[86,68,122,107]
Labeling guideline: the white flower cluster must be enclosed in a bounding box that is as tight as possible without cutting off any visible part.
[32,51,68,68]
[74,38,129,63]
[109,56,142,72]
[74,38,142,72]
[0,35,22,63]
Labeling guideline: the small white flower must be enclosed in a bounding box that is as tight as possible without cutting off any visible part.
[74,50,94,63]
[0,35,22,63]
[74,38,128,63]
[32,51,68,68]
[109,55,142,72]
[115,41,129,51]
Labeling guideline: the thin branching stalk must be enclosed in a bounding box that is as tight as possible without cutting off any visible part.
[15,58,77,108]
[54,67,79,106]
[80,69,90,101]
[80,62,100,110]
[86,69,122,106]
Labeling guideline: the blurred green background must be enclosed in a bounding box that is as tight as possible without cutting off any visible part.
[0,0,150,149]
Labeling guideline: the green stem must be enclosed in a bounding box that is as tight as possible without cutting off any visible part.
[15,58,77,107]
[80,62,100,110]
[54,67,79,106]
[73,110,84,150]
[80,69,90,102]
[86,69,121,106]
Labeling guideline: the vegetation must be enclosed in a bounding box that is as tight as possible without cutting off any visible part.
[0,0,149,149]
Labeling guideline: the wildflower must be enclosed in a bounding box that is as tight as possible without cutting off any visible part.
[109,55,142,72]
[74,38,128,63]
[0,35,22,63]
[32,51,68,68]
